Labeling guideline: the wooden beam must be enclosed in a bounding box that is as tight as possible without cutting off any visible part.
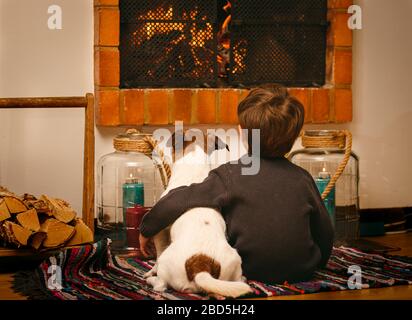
[83,94,95,232]
[0,95,95,231]
[0,97,87,109]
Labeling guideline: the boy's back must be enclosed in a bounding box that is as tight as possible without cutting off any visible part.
[218,156,333,283]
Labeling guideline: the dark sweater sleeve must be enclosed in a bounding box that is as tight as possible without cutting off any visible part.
[306,173,334,267]
[140,166,230,238]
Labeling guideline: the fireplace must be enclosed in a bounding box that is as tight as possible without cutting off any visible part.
[119,0,327,88]
[94,0,353,126]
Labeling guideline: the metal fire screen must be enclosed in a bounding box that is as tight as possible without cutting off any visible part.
[120,0,327,88]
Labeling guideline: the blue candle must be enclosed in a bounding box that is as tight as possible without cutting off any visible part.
[123,177,145,209]
[315,169,336,228]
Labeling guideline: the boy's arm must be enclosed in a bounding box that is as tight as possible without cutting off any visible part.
[140,167,230,238]
[307,175,334,267]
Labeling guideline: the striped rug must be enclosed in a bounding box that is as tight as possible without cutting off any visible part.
[13,239,412,300]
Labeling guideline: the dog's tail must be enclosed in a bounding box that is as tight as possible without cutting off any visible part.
[185,254,252,298]
[194,272,252,298]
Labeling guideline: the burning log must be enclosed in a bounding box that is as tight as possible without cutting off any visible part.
[0,187,94,251]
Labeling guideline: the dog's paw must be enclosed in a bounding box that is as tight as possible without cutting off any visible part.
[143,269,156,279]
[144,264,158,279]
[146,276,167,292]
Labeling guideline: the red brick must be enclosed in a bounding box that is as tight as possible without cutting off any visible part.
[94,0,118,6]
[94,48,119,87]
[96,89,120,126]
[219,90,239,124]
[333,49,352,85]
[94,8,119,46]
[146,90,169,125]
[172,90,192,124]
[288,88,312,123]
[196,90,216,124]
[334,88,352,122]
[312,89,330,123]
[328,0,353,9]
[120,89,144,125]
[325,47,334,84]
[328,12,353,47]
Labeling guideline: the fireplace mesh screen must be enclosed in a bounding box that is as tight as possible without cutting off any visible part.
[120,0,327,88]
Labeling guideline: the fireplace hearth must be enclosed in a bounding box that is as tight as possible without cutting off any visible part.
[119,0,328,88]
[94,0,353,126]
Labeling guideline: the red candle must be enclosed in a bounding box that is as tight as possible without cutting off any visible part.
[125,205,148,249]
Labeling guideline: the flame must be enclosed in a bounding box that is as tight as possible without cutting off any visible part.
[131,2,246,80]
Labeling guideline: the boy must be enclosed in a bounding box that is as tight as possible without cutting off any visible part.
[139,86,334,284]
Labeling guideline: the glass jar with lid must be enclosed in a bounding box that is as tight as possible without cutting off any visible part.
[289,130,360,243]
[96,129,168,252]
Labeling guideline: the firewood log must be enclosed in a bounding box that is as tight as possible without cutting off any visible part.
[24,198,50,214]
[0,188,93,250]
[16,209,40,232]
[3,196,27,214]
[0,186,15,197]
[29,231,47,250]
[40,218,75,248]
[22,194,50,214]
[0,199,11,222]
[40,195,76,223]
[0,221,32,247]
[66,218,94,246]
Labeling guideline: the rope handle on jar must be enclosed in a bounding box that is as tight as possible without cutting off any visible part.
[320,130,352,200]
[143,136,172,189]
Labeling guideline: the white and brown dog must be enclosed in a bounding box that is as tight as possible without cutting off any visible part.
[144,130,252,298]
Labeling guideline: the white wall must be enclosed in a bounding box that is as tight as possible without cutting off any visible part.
[1,0,411,213]
[0,0,93,213]
[301,0,412,209]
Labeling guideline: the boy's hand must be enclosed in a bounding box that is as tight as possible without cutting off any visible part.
[139,233,151,258]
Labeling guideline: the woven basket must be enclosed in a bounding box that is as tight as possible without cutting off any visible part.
[113,129,171,189]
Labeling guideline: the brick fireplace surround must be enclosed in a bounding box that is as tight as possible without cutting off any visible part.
[94,0,353,126]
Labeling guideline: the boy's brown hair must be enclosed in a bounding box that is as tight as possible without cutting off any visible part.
[238,85,305,158]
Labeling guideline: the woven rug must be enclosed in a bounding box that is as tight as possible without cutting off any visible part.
[13,239,412,300]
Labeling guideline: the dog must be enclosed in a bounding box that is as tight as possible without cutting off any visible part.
[144,130,252,298]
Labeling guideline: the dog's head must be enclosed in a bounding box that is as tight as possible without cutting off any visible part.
[166,129,229,161]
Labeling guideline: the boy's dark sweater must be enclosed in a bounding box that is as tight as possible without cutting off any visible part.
[140,156,334,284]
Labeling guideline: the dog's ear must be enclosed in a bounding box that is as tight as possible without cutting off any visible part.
[207,135,230,153]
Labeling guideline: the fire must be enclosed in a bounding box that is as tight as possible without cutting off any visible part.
[129,1,247,81]
[131,5,214,78]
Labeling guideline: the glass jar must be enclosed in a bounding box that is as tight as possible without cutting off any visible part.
[96,130,166,252]
[289,130,360,244]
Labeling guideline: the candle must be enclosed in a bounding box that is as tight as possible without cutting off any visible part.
[122,174,145,208]
[125,205,149,250]
[122,175,145,248]
[315,168,336,228]
[318,167,330,179]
